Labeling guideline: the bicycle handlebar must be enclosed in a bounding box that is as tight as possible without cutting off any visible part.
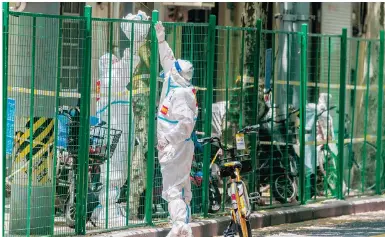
[197,136,229,151]
[237,124,260,134]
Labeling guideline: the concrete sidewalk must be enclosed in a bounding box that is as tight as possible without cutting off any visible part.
[86,196,385,237]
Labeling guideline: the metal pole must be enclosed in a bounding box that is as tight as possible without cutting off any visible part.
[376,31,384,194]
[277,3,310,114]
[202,14,216,217]
[299,24,308,205]
[145,10,159,226]
[76,5,92,234]
[2,3,9,236]
[277,3,294,115]
[338,28,347,200]
[250,19,262,211]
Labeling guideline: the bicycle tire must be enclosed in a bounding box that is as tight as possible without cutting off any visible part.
[272,174,298,204]
[236,211,251,237]
[234,183,252,237]
[345,142,381,192]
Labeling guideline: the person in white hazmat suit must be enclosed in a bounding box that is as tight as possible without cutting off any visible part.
[94,9,150,223]
[155,21,198,237]
[315,93,338,175]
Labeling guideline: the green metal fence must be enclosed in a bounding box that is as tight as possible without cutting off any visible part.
[2,4,385,236]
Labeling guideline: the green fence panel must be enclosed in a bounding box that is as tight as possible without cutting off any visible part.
[158,21,210,219]
[4,9,87,236]
[4,5,385,236]
[342,37,382,198]
[2,3,9,236]
[87,15,153,233]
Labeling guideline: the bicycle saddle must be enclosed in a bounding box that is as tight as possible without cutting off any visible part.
[221,161,242,169]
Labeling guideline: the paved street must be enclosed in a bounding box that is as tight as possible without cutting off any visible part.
[250,210,385,237]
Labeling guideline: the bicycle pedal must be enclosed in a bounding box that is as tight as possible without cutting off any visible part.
[223,227,236,237]
[249,192,261,204]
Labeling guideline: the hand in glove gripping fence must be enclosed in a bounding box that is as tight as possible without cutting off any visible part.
[155,21,165,43]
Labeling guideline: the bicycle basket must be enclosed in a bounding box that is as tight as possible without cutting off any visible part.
[89,126,122,162]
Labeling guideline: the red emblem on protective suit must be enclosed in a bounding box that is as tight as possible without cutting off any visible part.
[192,89,198,107]
[96,80,101,102]
[161,105,169,115]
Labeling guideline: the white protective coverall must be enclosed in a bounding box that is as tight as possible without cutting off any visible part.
[156,21,198,237]
[304,93,337,173]
[315,93,338,174]
[95,47,140,225]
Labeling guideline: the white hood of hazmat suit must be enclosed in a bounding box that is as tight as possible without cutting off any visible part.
[94,34,144,225]
[156,21,197,237]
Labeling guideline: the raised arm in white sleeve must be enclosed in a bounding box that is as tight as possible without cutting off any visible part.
[155,21,176,73]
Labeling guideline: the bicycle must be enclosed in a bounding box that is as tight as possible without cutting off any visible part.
[197,136,259,237]
[308,106,382,197]
[244,108,300,204]
[340,112,382,195]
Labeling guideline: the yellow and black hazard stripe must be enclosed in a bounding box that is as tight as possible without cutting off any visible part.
[14,117,54,185]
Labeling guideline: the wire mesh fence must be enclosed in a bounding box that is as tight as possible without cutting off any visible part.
[2,4,385,236]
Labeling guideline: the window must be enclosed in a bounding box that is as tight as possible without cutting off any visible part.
[60,2,85,91]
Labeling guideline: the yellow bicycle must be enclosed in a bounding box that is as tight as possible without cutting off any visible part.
[198,136,258,237]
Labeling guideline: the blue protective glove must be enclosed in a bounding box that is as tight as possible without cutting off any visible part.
[191,131,203,153]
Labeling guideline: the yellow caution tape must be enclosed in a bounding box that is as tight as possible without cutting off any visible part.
[258,136,385,146]
[8,86,151,99]
[13,117,54,186]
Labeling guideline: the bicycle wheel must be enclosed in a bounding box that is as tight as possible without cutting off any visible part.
[346,142,379,192]
[272,174,298,203]
[322,152,339,197]
[235,184,252,237]
[236,211,251,237]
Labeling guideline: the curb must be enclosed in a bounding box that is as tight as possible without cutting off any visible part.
[87,196,385,237]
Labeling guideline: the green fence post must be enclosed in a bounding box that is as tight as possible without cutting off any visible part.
[76,5,92,234]
[202,14,216,218]
[126,21,135,226]
[104,20,114,229]
[299,24,308,205]
[250,19,262,210]
[2,3,9,236]
[50,17,63,236]
[362,42,371,194]
[26,16,37,237]
[347,40,360,196]
[376,30,384,194]
[222,27,230,212]
[239,30,245,129]
[145,10,159,226]
[338,28,347,200]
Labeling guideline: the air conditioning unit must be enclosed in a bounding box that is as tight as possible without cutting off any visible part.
[161,2,214,9]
